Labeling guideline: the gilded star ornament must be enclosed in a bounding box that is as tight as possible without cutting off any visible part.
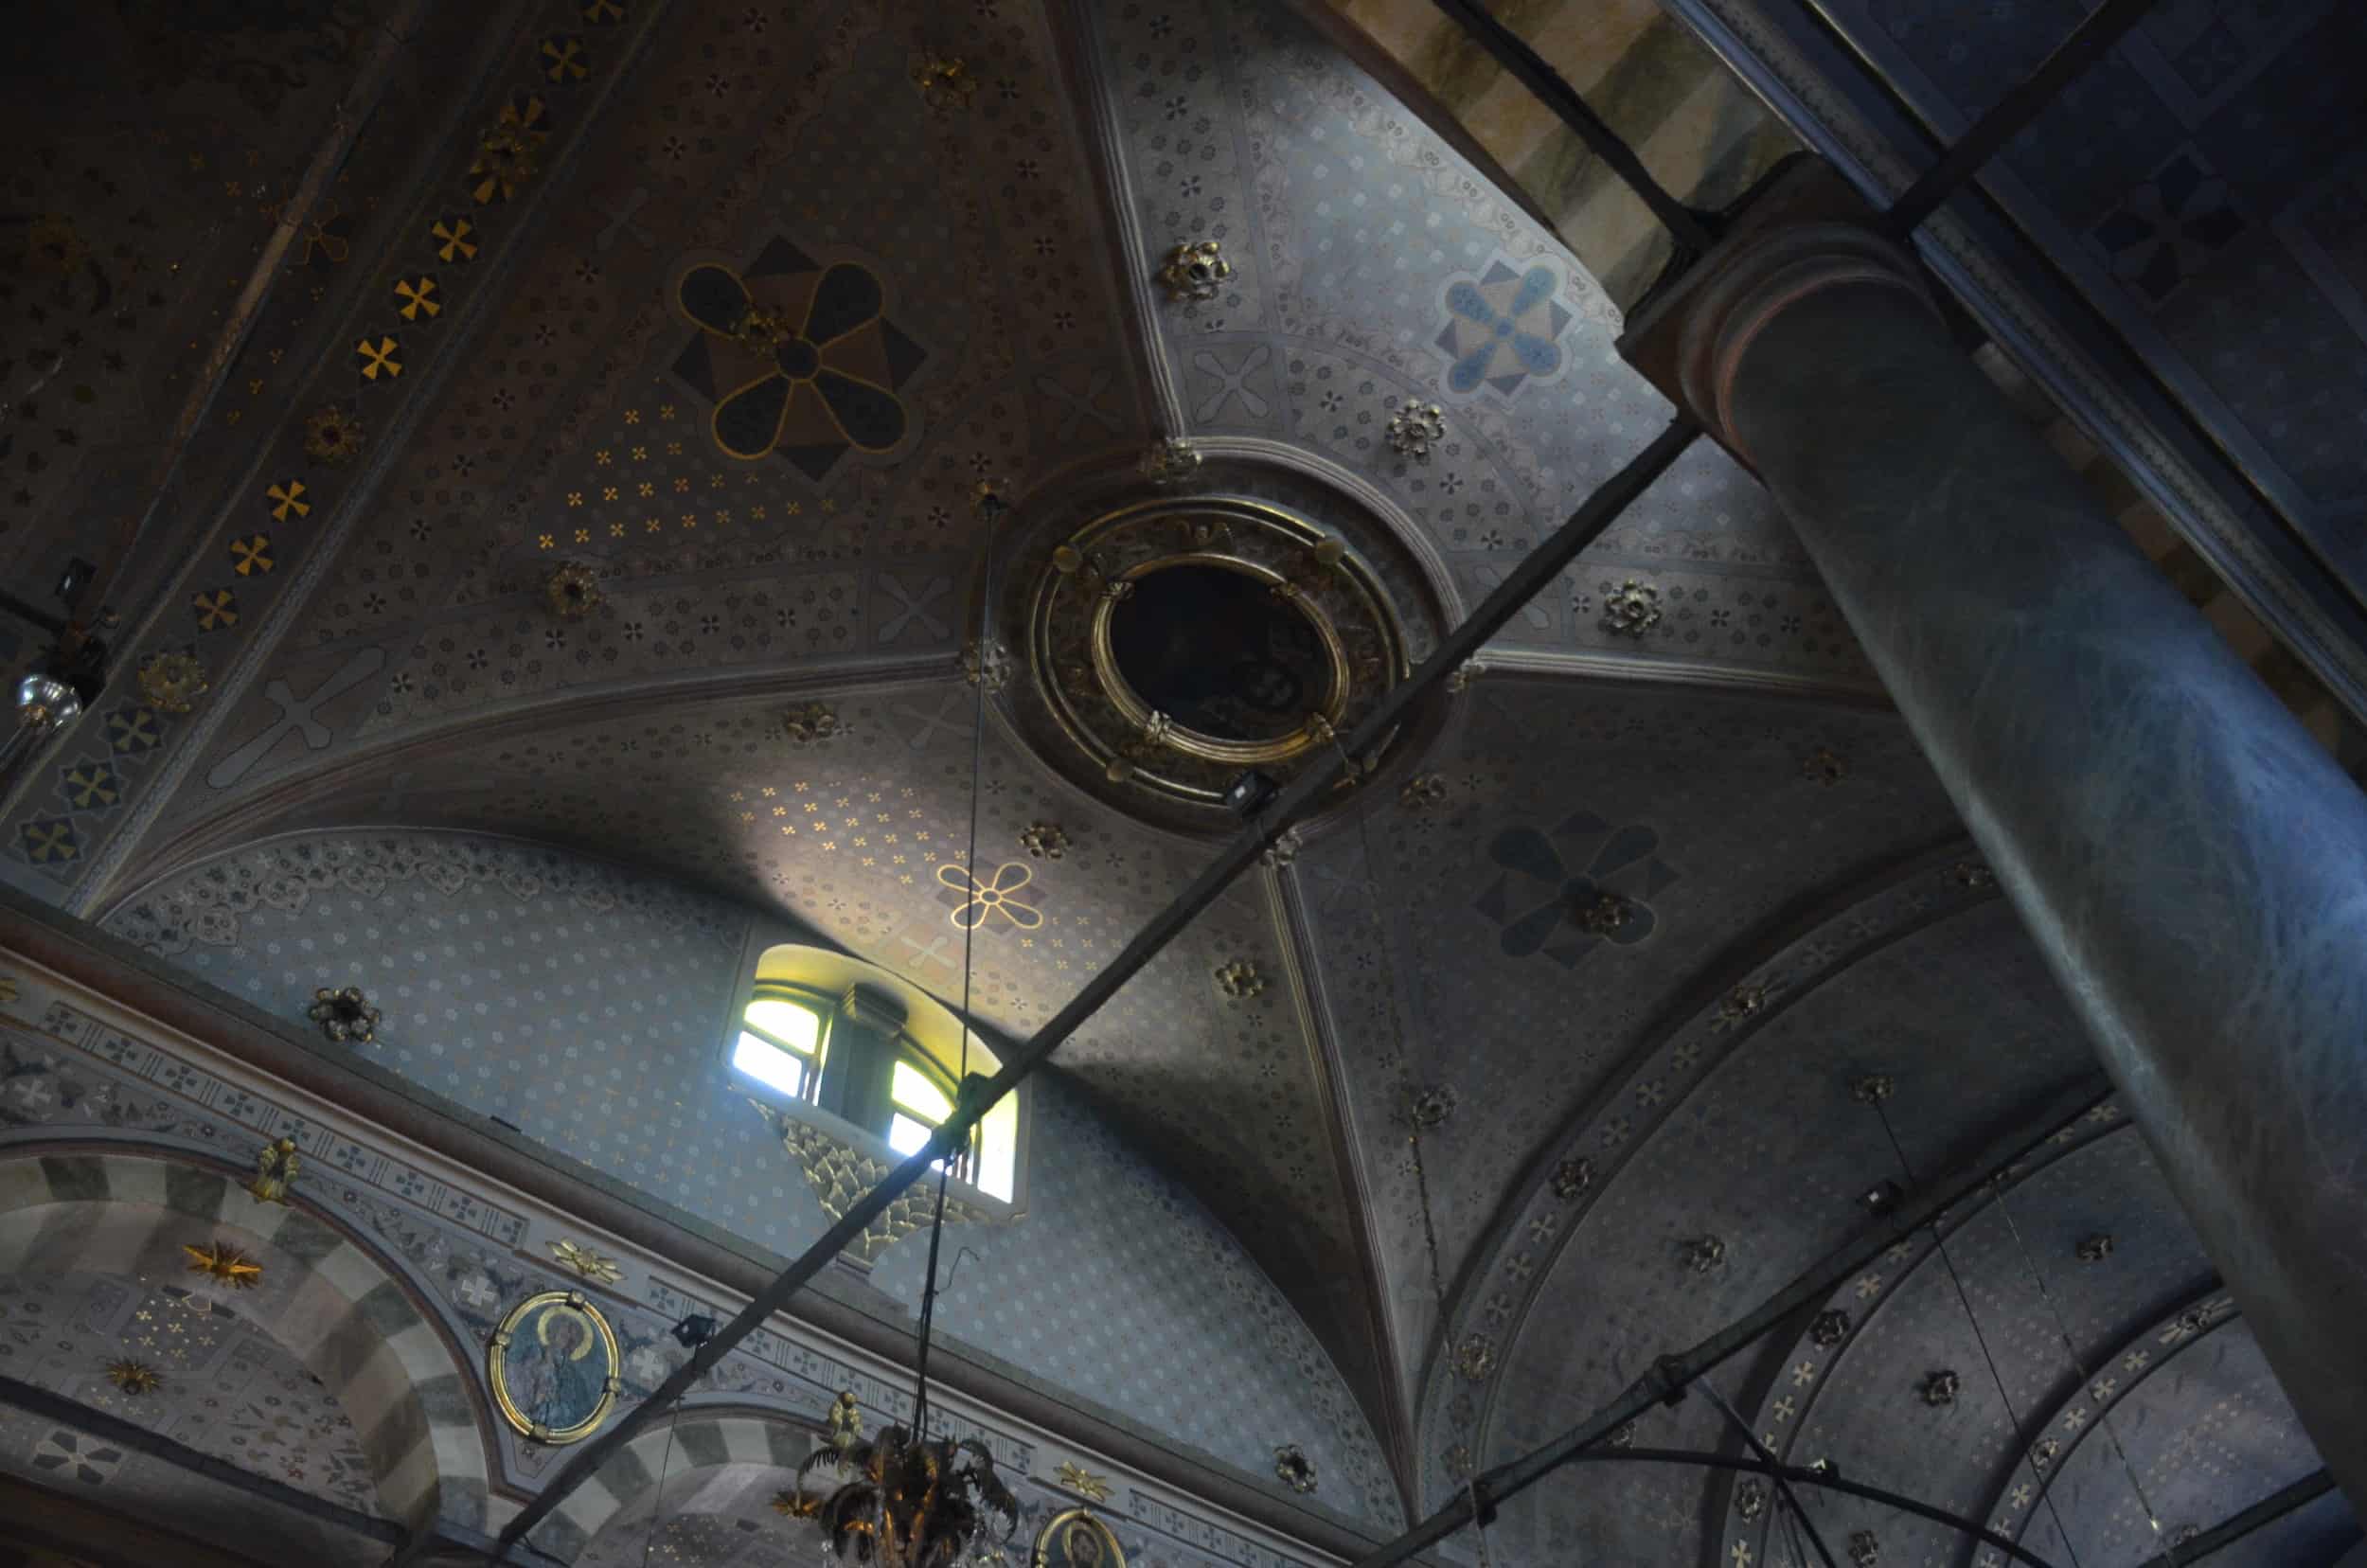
[1403,1083,1457,1131]
[1138,436,1201,485]
[1573,890,1638,937]
[1801,746,1849,786]
[1018,822,1069,860]
[1272,1444,1317,1494]
[136,650,209,715]
[1259,826,1303,868]
[911,53,976,110]
[782,702,842,746]
[105,1359,163,1396]
[184,1240,263,1290]
[1055,1461,1112,1503]
[303,405,365,465]
[1452,1333,1497,1381]
[543,561,604,621]
[1157,240,1231,302]
[1551,1156,1593,1200]
[549,1238,623,1284]
[1849,1529,1879,1567]
[1601,579,1663,637]
[1681,1235,1726,1274]
[1920,1369,1960,1407]
[308,986,381,1044]
[1717,984,1770,1028]
[1850,1074,1895,1106]
[1398,773,1449,810]
[959,637,1013,694]
[1212,959,1265,1001]
[1385,402,1447,460]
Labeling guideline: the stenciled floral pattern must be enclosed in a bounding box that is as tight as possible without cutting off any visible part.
[670,239,927,479]
[1436,259,1573,399]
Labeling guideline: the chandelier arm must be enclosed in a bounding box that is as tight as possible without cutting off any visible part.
[1695,1375,1838,1568]
[1593,1449,2064,1568]
[910,489,1005,1451]
[495,418,1702,1560]
[1342,1070,2112,1568]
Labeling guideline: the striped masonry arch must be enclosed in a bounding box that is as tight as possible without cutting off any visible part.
[526,1409,815,1562]
[0,1149,492,1533]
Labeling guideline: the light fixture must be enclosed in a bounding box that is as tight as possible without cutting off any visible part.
[15,672,80,731]
[1223,768,1279,818]
[787,467,1021,1568]
[793,1424,1018,1568]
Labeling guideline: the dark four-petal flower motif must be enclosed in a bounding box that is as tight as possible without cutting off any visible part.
[670,239,926,479]
[1475,810,1677,966]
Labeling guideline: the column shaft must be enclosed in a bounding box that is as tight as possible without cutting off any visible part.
[1701,233,2367,1506]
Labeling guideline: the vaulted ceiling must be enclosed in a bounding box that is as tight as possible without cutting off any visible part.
[3,0,2358,1563]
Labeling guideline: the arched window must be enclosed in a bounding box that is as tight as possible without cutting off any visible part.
[733,984,828,1102]
[726,945,1021,1203]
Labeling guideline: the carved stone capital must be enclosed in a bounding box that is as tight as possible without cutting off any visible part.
[1618,161,1939,468]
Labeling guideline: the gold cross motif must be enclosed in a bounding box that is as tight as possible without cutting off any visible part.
[230,534,275,576]
[191,589,239,632]
[431,217,477,263]
[394,276,441,320]
[355,336,402,382]
[541,35,589,81]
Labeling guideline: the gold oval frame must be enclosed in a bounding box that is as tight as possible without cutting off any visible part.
[1033,1507,1127,1568]
[1086,551,1351,766]
[488,1289,622,1445]
[1026,496,1411,807]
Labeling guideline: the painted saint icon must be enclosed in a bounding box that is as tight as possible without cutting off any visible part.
[489,1291,621,1444]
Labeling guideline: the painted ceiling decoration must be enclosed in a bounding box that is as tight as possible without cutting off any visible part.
[0,0,2357,1565]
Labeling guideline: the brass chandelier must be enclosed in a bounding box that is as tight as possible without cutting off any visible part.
[787,481,1020,1568]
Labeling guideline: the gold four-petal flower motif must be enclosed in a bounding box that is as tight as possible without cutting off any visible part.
[936,861,1042,931]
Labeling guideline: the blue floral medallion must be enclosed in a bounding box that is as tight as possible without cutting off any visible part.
[1436,259,1573,400]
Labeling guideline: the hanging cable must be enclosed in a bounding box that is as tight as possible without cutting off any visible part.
[638,1395,684,1568]
[1697,1373,1837,1568]
[1865,1099,2088,1568]
[909,482,1004,1449]
[1332,736,1500,1568]
[1986,1152,2184,1564]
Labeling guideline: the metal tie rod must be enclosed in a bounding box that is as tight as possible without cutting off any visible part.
[493,418,1705,1558]
[1882,0,2162,233]
[1429,0,1717,257]
[1344,1072,2113,1568]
